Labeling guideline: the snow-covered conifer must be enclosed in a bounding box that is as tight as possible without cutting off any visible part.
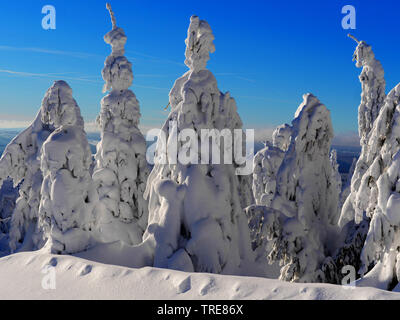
[340,36,386,227]
[352,84,400,288]
[330,149,342,209]
[340,157,357,207]
[142,16,254,275]
[92,4,150,245]
[38,81,96,254]
[265,94,340,282]
[252,124,291,206]
[0,84,65,252]
[334,38,389,281]
[0,179,18,253]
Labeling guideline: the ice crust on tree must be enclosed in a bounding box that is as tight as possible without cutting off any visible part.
[261,94,341,282]
[142,15,254,275]
[92,4,150,246]
[38,81,96,254]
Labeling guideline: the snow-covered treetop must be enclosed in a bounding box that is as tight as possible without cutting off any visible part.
[292,93,334,157]
[348,34,385,144]
[102,3,132,93]
[105,3,127,56]
[349,34,381,70]
[274,93,335,225]
[97,4,142,136]
[184,15,216,72]
[41,81,84,129]
[272,124,291,151]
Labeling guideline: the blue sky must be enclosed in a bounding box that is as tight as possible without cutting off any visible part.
[0,0,399,140]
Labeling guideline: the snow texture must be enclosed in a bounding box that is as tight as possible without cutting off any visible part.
[92,4,150,246]
[38,81,96,254]
[142,15,255,275]
[263,94,341,282]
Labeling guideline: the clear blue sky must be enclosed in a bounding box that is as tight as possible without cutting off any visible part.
[0,0,399,136]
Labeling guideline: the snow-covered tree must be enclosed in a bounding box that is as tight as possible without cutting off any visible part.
[334,37,388,281]
[264,94,341,282]
[272,124,292,152]
[340,157,357,207]
[0,179,18,254]
[340,36,386,227]
[352,83,400,288]
[142,15,254,275]
[38,81,96,254]
[252,124,291,206]
[92,4,149,246]
[330,149,342,208]
[0,84,64,252]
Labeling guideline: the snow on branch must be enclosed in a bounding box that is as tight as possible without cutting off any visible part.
[347,33,360,44]
[184,15,216,72]
[106,3,117,29]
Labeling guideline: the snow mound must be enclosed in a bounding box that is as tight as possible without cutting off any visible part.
[0,250,398,300]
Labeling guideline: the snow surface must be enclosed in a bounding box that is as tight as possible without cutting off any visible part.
[0,250,398,300]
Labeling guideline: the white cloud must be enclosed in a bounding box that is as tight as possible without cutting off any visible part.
[251,127,276,143]
[0,45,100,59]
[0,69,102,84]
[250,126,361,148]
[0,119,32,129]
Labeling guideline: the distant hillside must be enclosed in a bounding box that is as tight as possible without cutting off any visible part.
[0,130,359,175]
